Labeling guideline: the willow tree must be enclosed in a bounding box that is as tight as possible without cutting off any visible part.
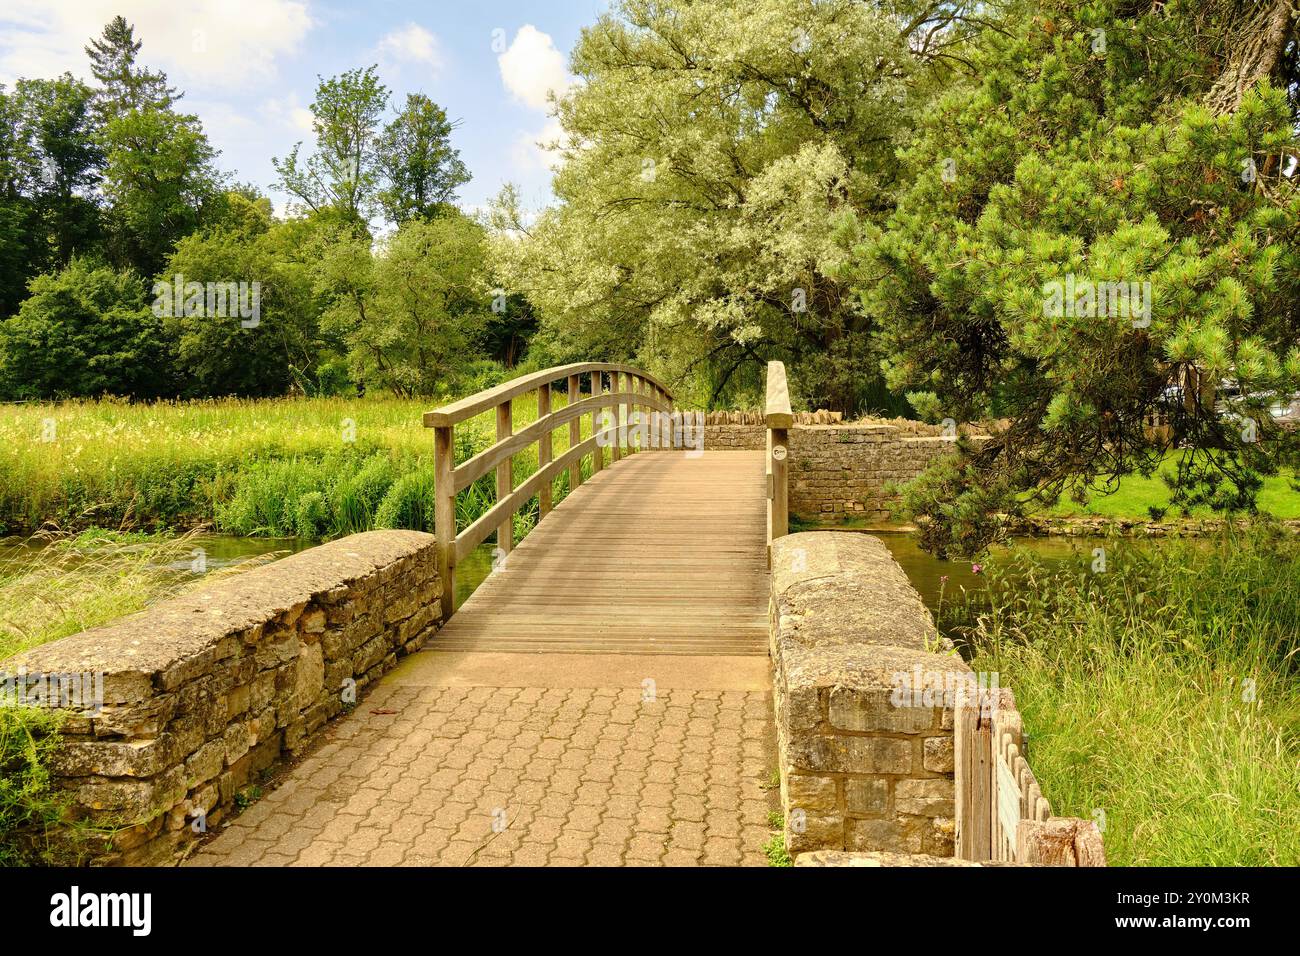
[851,0,1300,554]
[491,0,966,412]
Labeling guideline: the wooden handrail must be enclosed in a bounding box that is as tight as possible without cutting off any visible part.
[423,362,673,428]
[765,361,791,561]
[425,363,676,618]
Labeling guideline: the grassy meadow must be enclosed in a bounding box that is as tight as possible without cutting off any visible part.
[944,524,1300,866]
[0,394,604,540]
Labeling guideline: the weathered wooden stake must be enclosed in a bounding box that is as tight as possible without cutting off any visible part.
[496,400,513,556]
[537,384,552,516]
[434,424,455,620]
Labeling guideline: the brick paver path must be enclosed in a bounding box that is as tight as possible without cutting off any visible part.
[192,653,777,867]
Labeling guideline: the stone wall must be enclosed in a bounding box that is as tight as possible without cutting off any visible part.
[700,419,969,520]
[769,532,971,858]
[788,427,964,521]
[2,530,441,865]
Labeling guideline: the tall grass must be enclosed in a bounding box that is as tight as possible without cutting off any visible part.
[0,530,279,661]
[0,393,600,539]
[943,523,1300,865]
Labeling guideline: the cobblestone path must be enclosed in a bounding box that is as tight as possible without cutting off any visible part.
[192,653,778,866]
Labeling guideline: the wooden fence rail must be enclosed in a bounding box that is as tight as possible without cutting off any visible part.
[424,363,675,619]
[955,687,1106,866]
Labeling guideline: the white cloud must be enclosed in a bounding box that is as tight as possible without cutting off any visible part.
[0,0,312,90]
[497,25,571,111]
[377,23,443,74]
[261,93,315,136]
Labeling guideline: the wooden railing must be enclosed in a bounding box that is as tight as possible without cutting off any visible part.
[765,361,793,563]
[955,687,1106,866]
[424,363,674,618]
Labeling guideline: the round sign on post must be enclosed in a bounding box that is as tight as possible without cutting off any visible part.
[772,445,788,461]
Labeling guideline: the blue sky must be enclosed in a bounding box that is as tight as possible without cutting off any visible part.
[0,1,613,215]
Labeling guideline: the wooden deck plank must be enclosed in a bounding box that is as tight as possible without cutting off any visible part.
[427,450,770,656]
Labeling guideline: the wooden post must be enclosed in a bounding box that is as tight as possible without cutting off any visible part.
[538,384,552,517]
[591,371,604,474]
[765,361,793,547]
[955,689,993,861]
[612,372,623,463]
[770,426,788,541]
[1016,818,1107,867]
[567,374,582,492]
[628,375,639,454]
[434,424,455,620]
[496,400,513,555]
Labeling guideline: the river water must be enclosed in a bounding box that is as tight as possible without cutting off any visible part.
[0,529,1103,624]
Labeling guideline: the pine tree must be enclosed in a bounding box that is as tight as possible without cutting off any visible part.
[849,0,1300,555]
[84,16,177,119]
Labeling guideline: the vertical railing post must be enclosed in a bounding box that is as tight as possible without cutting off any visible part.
[538,383,553,517]
[627,375,637,455]
[496,400,513,557]
[765,361,793,561]
[434,424,456,620]
[567,373,582,493]
[612,371,623,463]
[633,375,644,452]
[591,371,605,474]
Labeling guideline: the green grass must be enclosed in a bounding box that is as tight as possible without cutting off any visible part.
[763,833,793,867]
[944,523,1300,865]
[1047,459,1300,520]
[0,393,608,539]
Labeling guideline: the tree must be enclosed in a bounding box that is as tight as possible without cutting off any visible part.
[0,85,40,318]
[489,0,958,413]
[0,259,173,399]
[83,18,218,276]
[84,15,177,119]
[161,215,325,397]
[99,106,219,275]
[14,75,102,268]
[323,215,490,396]
[376,93,470,223]
[848,0,1300,554]
[274,67,390,226]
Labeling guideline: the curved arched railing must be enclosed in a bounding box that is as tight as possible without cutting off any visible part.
[424,363,675,617]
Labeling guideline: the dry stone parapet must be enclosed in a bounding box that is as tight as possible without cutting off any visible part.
[4,530,442,865]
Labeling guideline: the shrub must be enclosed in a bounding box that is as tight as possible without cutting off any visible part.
[294,491,330,538]
[329,454,398,535]
[374,470,436,532]
[0,707,69,865]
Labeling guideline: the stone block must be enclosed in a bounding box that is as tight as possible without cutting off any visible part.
[895,778,954,817]
[923,736,954,773]
[294,640,325,710]
[828,687,935,734]
[786,774,837,811]
[845,777,889,815]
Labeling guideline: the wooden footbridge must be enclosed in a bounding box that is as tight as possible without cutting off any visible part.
[423,362,792,655]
